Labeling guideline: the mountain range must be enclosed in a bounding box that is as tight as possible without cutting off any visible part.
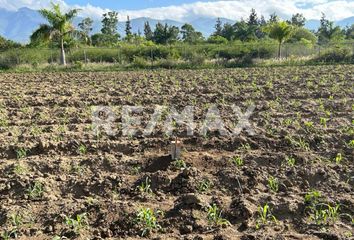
[0,7,353,43]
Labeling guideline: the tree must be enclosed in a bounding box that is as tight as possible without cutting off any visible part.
[269,12,279,23]
[78,17,93,45]
[95,11,120,46]
[30,3,79,65]
[0,36,21,50]
[248,8,258,26]
[181,23,203,43]
[290,13,306,27]
[288,27,317,45]
[214,18,223,36]
[345,24,354,39]
[264,21,294,58]
[233,20,251,41]
[152,23,179,44]
[317,13,344,44]
[144,21,153,41]
[101,11,119,35]
[125,16,133,42]
[221,23,235,41]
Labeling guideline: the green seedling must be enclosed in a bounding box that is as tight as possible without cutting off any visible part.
[26,181,44,199]
[172,159,187,170]
[230,156,244,167]
[256,204,277,229]
[65,213,88,234]
[197,178,213,193]
[138,177,153,195]
[334,153,342,164]
[13,164,28,175]
[285,156,296,167]
[77,144,87,155]
[304,190,322,205]
[267,176,279,193]
[207,204,230,227]
[16,148,27,159]
[320,117,328,128]
[135,207,162,237]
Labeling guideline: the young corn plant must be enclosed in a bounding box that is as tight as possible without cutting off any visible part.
[137,177,153,195]
[334,153,343,164]
[197,178,213,193]
[256,204,277,229]
[285,156,296,167]
[26,181,44,200]
[230,156,244,167]
[267,176,279,193]
[16,148,27,159]
[172,159,187,170]
[77,144,87,155]
[207,204,231,227]
[135,207,162,237]
[65,213,88,234]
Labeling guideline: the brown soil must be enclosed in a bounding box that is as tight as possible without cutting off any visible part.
[0,65,353,240]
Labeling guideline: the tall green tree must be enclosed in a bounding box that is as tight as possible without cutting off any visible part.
[264,21,294,58]
[78,17,93,45]
[181,23,203,43]
[248,8,258,26]
[269,12,279,23]
[290,13,306,27]
[153,23,179,44]
[317,13,344,44]
[221,23,235,41]
[144,21,153,41]
[92,11,120,46]
[345,24,354,39]
[125,16,133,42]
[213,18,223,36]
[30,3,80,65]
[101,11,119,35]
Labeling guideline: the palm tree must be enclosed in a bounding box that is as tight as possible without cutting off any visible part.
[264,21,294,58]
[31,3,80,65]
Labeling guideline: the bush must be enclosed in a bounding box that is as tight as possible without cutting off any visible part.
[314,47,352,63]
[132,56,149,68]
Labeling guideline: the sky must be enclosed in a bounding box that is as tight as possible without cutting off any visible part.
[0,0,354,22]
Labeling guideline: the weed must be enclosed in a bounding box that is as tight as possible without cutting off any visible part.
[267,176,279,193]
[135,207,162,237]
[256,204,277,229]
[207,204,231,227]
[230,156,244,167]
[26,181,44,200]
[65,213,88,234]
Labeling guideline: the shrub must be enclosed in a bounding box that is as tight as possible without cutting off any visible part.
[314,47,352,63]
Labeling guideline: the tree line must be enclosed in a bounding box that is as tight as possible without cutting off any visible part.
[1,3,354,65]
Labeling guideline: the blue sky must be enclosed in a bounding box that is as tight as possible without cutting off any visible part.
[65,0,211,10]
[1,0,354,21]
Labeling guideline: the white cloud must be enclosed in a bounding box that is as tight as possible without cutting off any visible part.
[0,0,353,21]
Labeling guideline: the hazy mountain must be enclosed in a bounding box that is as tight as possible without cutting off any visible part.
[0,7,353,43]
